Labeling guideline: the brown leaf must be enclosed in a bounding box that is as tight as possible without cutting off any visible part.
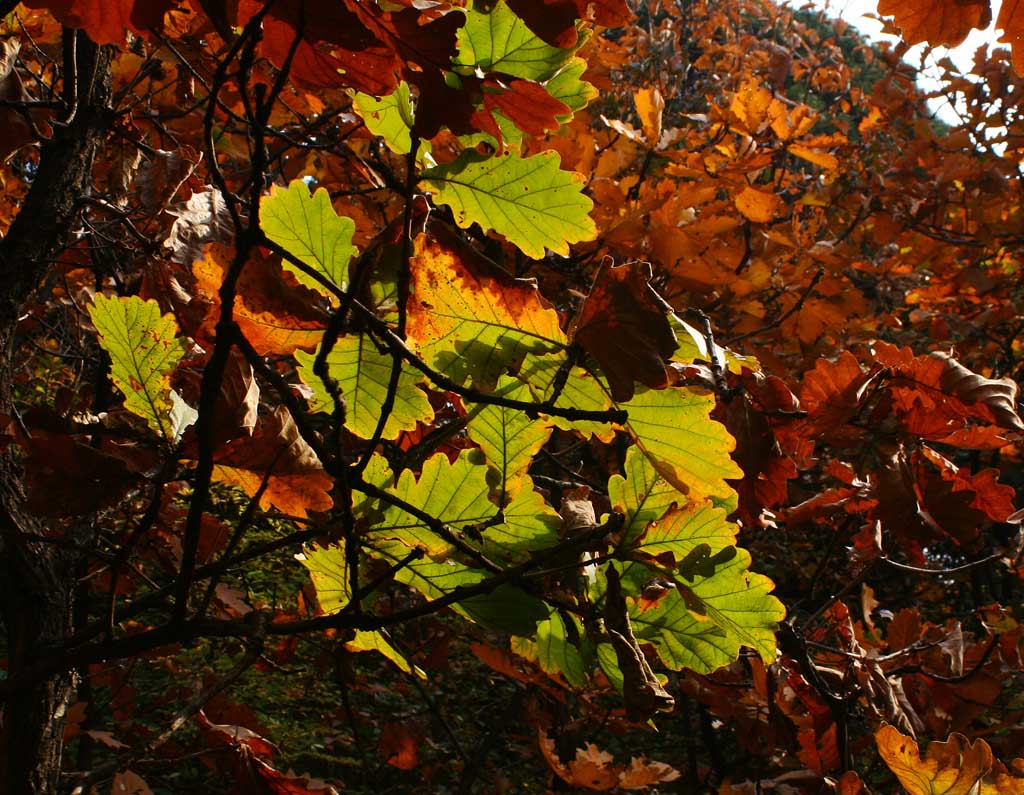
[559,487,597,534]
[574,262,677,403]
[0,39,35,162]
[213,407,332,516]
[24,433,137,518]
[506,0,581,47]
[484,79,571,137]
[165,189,234,267]
[192,243,326,356]
[22,0,177,45]
[604,567,674,721]
[111,770,153,795]
[877,0,991,46]
[997,0,1024,74]
[238,0,399,93]
[875,723,994,795]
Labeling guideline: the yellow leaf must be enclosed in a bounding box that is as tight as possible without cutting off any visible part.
[876,724,994,795]
[734,186,781,223]
[787,143,838,170]
[634,86,664,144]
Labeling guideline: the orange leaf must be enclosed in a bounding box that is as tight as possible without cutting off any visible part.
[734,186,781,223]
[875,723,993,795]
[378,722,421,770]
[876,0,992,46]
[192,243,325,357]
[997,0,1024,73]
[634,86,665,143]
[538,732,680,791]
[617,756,681,789]
[212,407,332,517]
[787,143,838,171]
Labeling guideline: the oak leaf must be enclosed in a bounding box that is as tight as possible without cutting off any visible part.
[877,0,991,46]
[23,0,177,45]
[574,261,677,403]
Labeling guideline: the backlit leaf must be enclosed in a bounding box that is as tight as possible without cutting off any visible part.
[997,0,1024,74]
[260,180,358,297]
[466,376,553,500]
[454,0,575,81]
[630,548,784,672]
[734,186,781,223]
[877,0,991,46]
[369,450,494,556]
[192,243,325,356]
[515,610,587,687]
[875,724,994,795]
[212,408,332,517]
[484,481,561,561]
[406,227,567,387]
[544,57,598,118]
[295,336,434,440]
[608,446,679,546]
[353,82,416,155]
[88,295,191,441]
[618,386,743,501]
[420,150,596,259]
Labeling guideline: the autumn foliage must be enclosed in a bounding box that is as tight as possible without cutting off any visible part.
[0,0,1023,793]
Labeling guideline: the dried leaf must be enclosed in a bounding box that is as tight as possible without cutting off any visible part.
[877,0,991,46]
[574,262,677,403]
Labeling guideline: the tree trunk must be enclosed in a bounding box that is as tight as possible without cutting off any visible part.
[0,31,111,795]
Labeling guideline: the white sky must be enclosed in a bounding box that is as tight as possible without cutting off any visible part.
[792,0,1010,120]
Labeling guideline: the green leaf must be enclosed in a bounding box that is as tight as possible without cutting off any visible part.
[369,450,494,556]
[513,610,587,687]
[485,481,560,561]
[454,0,575,81]
[353,81,415,155]
[260,180,357,297]
[299,545,424,677]
[408,232,567,388]
[618,386,742,501]
[608,445,680,546]
[295,336,434,440]
[298,543,352,614]
[467,376,553,500]
[420,149,596,259]
[596,642,625,694]
[372,546,547,636]
[669,313,759,374]
[545,57,598,118]
[88,294,191,441]
[629,549,785,673]
[519,353,616,441]
[617,502,739,592]
[347,630,426,678]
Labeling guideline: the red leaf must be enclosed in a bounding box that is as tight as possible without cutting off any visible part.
[378,722,422,770]
[574,262,678,403]
[23,0,178,45]
[484,79,571,136]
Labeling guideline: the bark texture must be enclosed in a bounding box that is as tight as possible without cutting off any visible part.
[0,31,111,795]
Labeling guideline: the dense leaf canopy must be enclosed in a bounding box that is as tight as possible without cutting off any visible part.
[0,0,1023,793]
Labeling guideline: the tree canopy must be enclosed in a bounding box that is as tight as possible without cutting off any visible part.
[0,0,1022,793]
